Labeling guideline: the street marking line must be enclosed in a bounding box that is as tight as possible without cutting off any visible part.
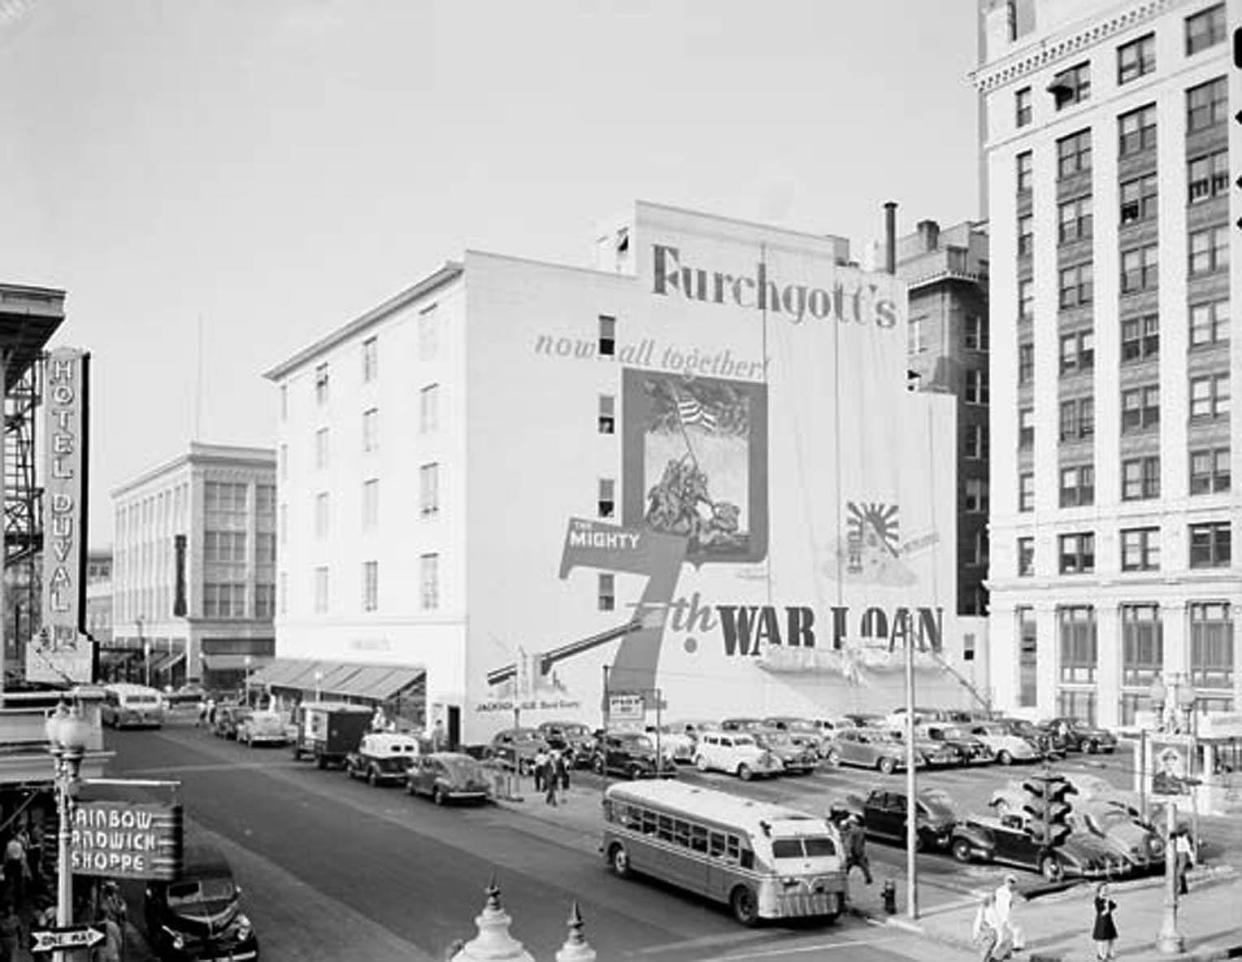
[716,935,905,960]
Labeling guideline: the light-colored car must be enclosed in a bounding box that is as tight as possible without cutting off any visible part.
[692,730,783,780]
[645,724,696,763]
[967,723,1041,765]
[345,732,422,786]
[824,728,922,775]
[236,710,289,747]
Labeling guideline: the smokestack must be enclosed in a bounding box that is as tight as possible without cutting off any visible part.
[884,201,898,274]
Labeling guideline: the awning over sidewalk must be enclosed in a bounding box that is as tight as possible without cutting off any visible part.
[249,658,424,704]
[150,651,186,674]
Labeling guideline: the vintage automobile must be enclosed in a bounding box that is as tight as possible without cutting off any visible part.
[841,712,889,729]
[592,731,678,779]
[212,705,251,741]
[290,701,374,769]
[994,717,1064,758]
[145,843,259,962]
[949,812,1129,881]
[1071,800,1166,873]
[692,730,783,780]
[236,710,289,747]
[486,727,549,774]
[536,720,596,768]
[915,723,995,765]
[967,722,1042,765]
[751,729,818,774]
[644,724,696,764]
[719,717,767,733]
[849,787,963,851]
[1043,717,1118,754]
[407,752,492,805]
[346,732,421,786]
[889,729,961,768]
[823,728,922,775]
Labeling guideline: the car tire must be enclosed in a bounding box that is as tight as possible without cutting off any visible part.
[316,755,327,770]
[406,780,416,795]
[694,755,709,772]
[825,750,841,768]
[433,786,445,806]
[730,885,759,927]
[628,766,642,781]
[1041,856,1063,882]
[1086,740,1099,754]
[609,843,630,878]
[292,746,302,760]
[368,768,379,787]
[951,838,973,863]
[737,764,753,781]
[998,750,1013,766]
[878,757,896,776]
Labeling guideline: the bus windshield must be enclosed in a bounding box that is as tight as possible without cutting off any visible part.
[771,836,837,859]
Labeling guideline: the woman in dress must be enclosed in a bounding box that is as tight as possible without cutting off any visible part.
[1092,883,1118,961]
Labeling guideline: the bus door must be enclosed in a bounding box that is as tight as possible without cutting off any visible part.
[704,829,751,901]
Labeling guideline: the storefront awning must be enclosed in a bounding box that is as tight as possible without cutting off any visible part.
[150,651,186,675]
[201,654,256,672]
[248,658,317,689]
[250,657,424,704]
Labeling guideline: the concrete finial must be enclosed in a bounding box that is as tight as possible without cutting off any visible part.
[555,901,597,962]
[453,874,535,962]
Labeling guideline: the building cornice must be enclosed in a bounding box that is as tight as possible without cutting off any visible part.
[969,0,1182,93]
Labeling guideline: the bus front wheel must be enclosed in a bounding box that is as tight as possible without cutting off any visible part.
[730,885,759,926]
[608,844,630,878]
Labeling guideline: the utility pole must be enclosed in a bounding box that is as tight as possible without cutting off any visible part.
[904,614,918,920]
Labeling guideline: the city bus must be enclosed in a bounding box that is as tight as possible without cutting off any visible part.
[601,780,847,926]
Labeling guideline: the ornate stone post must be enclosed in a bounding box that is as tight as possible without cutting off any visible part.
[451,877,535,962]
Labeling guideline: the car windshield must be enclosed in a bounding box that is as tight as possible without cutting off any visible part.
[166,876,236,908]
[624,735,653,750]
[919,790,958,818]
[869,732,899,744]
[772,836,837,859]
[732,735,757,747]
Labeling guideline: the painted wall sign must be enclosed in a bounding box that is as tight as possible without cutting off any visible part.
[70,801,183,880]
[30,348,92,684]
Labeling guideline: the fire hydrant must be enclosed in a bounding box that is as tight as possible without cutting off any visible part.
[881,879,897,915]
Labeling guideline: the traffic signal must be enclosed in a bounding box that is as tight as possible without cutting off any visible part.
[1022,772,1077,848]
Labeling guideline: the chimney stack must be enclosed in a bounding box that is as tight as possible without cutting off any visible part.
[883,202,897,274]
[917,219,941,252]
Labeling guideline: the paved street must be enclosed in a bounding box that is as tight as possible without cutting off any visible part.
[101,721,976,962]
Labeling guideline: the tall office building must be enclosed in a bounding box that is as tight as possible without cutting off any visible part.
[975,0,1239,725]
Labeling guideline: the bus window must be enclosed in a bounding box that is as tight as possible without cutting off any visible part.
[725,835,740,863]
[641,810,657,835]
[624,806,642,831]
[657,815,673,842]
[739,848,755,870]
[804,836,837,857]
[690,826,708,853]
[709,832,726,857]
[673,819,690,848]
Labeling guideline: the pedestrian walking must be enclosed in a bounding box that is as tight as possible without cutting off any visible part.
[544,750,560,806]
[532,746,549,793]
[992,874,1023,954]
[843,815,873,885]
[206,697,218,727]
[2,832,26,908]
[1091,882,1118,961]
[972,893,1003,962]
[1174,829,1195,895]
[555,748,570,792]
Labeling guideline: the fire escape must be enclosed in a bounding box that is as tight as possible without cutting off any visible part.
[5,356,43,637]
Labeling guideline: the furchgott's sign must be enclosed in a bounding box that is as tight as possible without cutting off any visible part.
[70,801,183,880]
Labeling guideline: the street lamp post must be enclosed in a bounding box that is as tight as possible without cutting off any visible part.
[45,702,90,962]
[1149,673,1197,955]
[244,656,252,706]
[137,616,148,687]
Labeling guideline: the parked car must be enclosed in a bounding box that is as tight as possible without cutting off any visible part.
[236,710,289,747]
[889,729,961,768]
[346,732,422,786]
[719,717,766,733]
[841,712,888,729]
[1071,800,1166,873]
[407,752,492,805]
[592,730,678,779]
[967,722,1041,765]
[949,812,1130,881]
[692,730,783,780]
[644,724,696,764]
[751,729,818,774]
[851,787,963,851]
[915,723,995,765]
[101,683,165,729]
[536,720,596,768]
[994,717,1064,759]
[212,705,251,741]
[487,727,549,774]
[291,701,373,769]
[823,728,921,775]
[144,843,259,961]
[1043,717,1118,754]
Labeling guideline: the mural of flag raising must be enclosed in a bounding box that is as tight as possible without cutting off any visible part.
[676,392,717,431]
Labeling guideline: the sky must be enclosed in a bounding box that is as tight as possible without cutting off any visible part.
[0,0,981,548]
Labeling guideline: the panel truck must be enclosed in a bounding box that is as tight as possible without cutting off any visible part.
[291,701,373,769]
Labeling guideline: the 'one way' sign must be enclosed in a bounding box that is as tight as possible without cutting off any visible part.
[31,925,104,954]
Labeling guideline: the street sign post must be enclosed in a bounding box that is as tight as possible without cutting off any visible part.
[31,926,104,954]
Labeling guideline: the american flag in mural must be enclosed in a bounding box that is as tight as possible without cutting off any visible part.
[676,391,717,431]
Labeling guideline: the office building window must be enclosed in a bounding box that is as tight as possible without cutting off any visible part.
[1188,149,1229,203]
[1018,214,1033,256]
[1018,407,1034,449]
[362,561,378,612]
[420,383,439,434]
[314,566,329,613]
[965,423,989,460]
[1118,104,1156,156]
[362,408,378,453]
[965,478,989,514]
[1058,195,1093,244]
[1018,280,1034,323]
[1019,608,1038,707]
[1018,341,1034,384]
[1119,173,1158,225]
[1190,447,1230,494]
[1051,62,1090,109]
[1018,538,1035,577]
[1121,245,1159,294]
[1121,314,1159,361]
[314,493,329,538]
[1060,396,1094,441]
[1117,33,1155,84]
[1057,129,1092,178]
[598,573,615,612]
[362,478,379,528]
[257,581,277,620]
[1189,225,1229,276]
[1059,606,1097,683]
[1060,329,1094,374]
[1121,384,1160,432]
[1121,527,1161,572]
[1189,372,1230,419]
[362,336,377,383]
[1015,86,1032,127]
[1185,4,1226,55]
[1019,472,1035,512]
[965,370,989,405]
[598,315,616,356]
[598,395,616,434]
[1059,263,1093,308]
[314,428,329,470]
[1121,605,1162,687]
[204,531,247,563]
[964,315,988,351]
[1190,299,1229,347]
[420,553,439,610]
[1016,151,1033,193]
[420,463,440,516]
[1187,77,1227,132]
[418,304,439,360]
[314,363,329,405]
[1122,456,1161,500]
[203,583,246,619]
[598,478,616,518]
[908,316,926,354]
[1059,533,1095,574]
[1059,465,1094,507]
[1189,601,1232,689]
[1189,521,1231,568]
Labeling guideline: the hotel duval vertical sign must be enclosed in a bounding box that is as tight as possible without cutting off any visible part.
[29,348,92,684]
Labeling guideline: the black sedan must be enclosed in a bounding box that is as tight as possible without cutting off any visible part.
[850,787,962,851]
[1044,717,1118,754]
